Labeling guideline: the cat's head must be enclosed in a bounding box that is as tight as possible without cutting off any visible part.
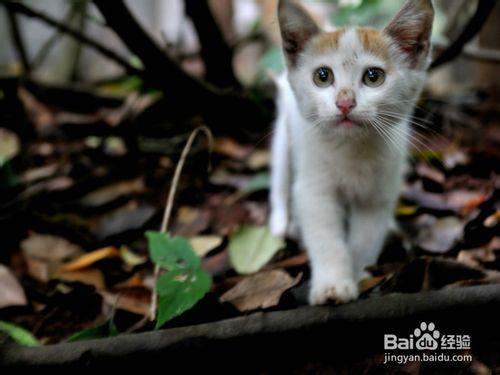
[278,0,434,135]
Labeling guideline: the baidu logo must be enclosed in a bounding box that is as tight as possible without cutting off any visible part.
[384,322,470,351]
[414,322,440,350]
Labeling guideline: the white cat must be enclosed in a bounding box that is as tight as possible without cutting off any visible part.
[270,0,434,305]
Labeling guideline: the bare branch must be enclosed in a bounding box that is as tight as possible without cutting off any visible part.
[185,0,241,90]
[5,5,31,74]
[1,1,142,77]
[431,0,497,70]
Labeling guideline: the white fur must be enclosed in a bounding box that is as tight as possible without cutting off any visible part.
[270,17,431,305]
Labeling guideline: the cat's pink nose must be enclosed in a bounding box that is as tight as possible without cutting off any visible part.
[336,98,356,115]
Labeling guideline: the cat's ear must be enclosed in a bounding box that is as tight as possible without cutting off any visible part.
[384,0,434,69]
[278,0,320,66]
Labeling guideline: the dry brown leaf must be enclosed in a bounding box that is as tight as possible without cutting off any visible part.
[416,163,445,184]
[114,273,144,288]
[202,250,230,277]
[21,232,83,281]
[219,270,302,312]
[213,137,252,159]
[489,237,500,250]
[79,177,145,207]
[359,275,388,294]
[189,235,223,257]
[484,211,500,228]
[100,289,151,315]
[61,246,120,272]
[246,150,270,170]
[416,215,463,253]
[171,206,211,237]
[20,163,59,183]
[457,248,496,268]
[0,264,27,308]
[54,268,106,290]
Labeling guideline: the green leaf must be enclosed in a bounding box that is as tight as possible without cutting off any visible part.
[147,231,200,270]
[229,225,285,274]
[155,268,212,329]
[67,320,118,342]
[260,46,284,73]
[334,0,383,26]
[0,321,40,346]
[0,128,20,168]
[242,172,270,195]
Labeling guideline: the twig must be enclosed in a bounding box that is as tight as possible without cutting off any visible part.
[92,0,216,107]
[1,1,142,77]
[149,126,213,322]
[31,8,73,70]
[431,0,497,70]
[184,0,240,90]
[5,5,31,74]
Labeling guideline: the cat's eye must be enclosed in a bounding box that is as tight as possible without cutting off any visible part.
[363,68,386,87]
[313,67,334,87]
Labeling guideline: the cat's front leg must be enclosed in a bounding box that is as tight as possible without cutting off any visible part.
[348,203,394,281]
[294,183,358,305]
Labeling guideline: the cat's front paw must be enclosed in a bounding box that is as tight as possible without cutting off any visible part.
[309,276,358,305]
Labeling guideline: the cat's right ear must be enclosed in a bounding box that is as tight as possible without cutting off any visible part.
[278,0,320,66]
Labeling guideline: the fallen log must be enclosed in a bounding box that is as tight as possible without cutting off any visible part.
[1,284,500,373]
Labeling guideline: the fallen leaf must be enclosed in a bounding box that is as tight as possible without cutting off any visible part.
[54,268,106,290]
[20,163,59,184]
[0,265,27,308]
[229,225,284,274]
[171,206,211,237]
[189,235,223,257]
[219,270,301,311]
[22,176,74,198]
[489,237,500,250]
[359,275,388,295]
[213,137,252,159]
[120,246,147,267]
[443,148,469,170]
[115,273,144,288]
[416,163,445,184]
[416,216,464,253]
[226,172,270,204]
[246,150,270,170]
[202,250,230,276]
[79,177,145,207]
[0,128,20,167]
[263,253,308,271]
[403,181,488,213]
[484,211,500,228]
[92,202,156,240]
[396,204,418,217]
[61,247,120,272]
[21,233,83,281]
[457,247,496,268]
[100,288,151,316]
[0,321,40,347]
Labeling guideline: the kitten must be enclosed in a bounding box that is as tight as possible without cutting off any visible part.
[270,0,434,305]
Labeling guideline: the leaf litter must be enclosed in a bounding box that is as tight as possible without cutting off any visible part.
[1,82,499,344]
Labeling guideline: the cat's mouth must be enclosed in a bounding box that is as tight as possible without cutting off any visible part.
[336,115,358,128]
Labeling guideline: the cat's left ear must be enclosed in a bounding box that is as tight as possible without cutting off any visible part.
[278,0,320,67]
[384,0,434,69]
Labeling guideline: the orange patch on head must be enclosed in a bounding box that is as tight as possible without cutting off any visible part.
[356,28,391,62]
[309,29,346,54]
